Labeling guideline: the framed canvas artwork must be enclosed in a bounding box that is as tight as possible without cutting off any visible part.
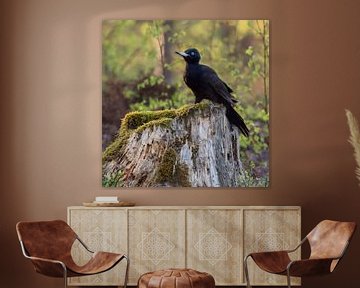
[102,20,269,188]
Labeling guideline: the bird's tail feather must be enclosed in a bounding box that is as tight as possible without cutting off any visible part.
[225,105,249,137]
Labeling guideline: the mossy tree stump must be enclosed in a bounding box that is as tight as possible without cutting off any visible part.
[102,103,244,187]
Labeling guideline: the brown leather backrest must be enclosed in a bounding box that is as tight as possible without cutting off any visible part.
[307,220,356,260]
[16,220,77,261]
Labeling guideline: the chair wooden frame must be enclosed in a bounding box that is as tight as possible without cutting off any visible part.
[16,220,129,288]
[243,220,356,288]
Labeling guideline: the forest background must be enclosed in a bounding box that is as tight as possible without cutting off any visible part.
[102,20,269,187]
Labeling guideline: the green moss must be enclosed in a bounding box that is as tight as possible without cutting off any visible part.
[102,128,130,163]
[156,148,177,183]
[125,110,177,129]
[103,102,212,162]
[135,118,173,134]
[155,147,191,187]
[176,102,209,117]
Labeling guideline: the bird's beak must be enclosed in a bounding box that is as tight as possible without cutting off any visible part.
[175,51,189,58]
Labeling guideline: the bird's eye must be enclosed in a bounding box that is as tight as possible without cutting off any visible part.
[191,52,195,56]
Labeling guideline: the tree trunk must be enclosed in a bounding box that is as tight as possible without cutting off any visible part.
[102,103,244,187]
[163,20,174,85]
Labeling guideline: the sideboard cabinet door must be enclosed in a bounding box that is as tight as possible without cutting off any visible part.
[128,209,186,284]
[67,208,127,286]
[187,209,243,285]
[243,208,301,286]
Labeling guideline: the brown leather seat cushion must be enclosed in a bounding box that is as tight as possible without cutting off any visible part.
[138,268,215,288]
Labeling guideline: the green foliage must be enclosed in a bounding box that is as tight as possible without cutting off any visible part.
[238,105,269,184]
[102,20,270,111]
[245,20,270,113]
[102,170,123,187]
[238,169,269,187]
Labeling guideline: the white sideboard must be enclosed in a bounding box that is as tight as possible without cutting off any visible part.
[67,206,301,286]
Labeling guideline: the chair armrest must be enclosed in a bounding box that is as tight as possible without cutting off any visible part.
[26,255,65,266]
[287,258,336,277]
[247,250,290,259]
[245,236,306,258]
[245,237,306,259]
[25,255,67,277]
[285,237,307,253]
[76,236,94,253]
[19,240,67,277]
[246,251,292,274]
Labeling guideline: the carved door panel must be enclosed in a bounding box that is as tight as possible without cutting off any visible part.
[187,209,243,285]
[128,209,186,284]
[243,209,301,286]
[68,208,128,286]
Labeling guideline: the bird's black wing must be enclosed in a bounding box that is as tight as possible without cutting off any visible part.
[221,80,238,103]
[222,80,233,93]
[200,65,236,106]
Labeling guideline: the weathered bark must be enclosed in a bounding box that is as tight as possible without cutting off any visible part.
[103,104,244,187]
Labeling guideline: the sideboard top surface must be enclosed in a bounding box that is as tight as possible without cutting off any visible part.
[68,205,301,210]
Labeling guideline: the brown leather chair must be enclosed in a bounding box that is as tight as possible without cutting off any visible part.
[244,220,356,288]
[16,220,129,288]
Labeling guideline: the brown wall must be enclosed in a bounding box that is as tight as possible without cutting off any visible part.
[1,0,360,287]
